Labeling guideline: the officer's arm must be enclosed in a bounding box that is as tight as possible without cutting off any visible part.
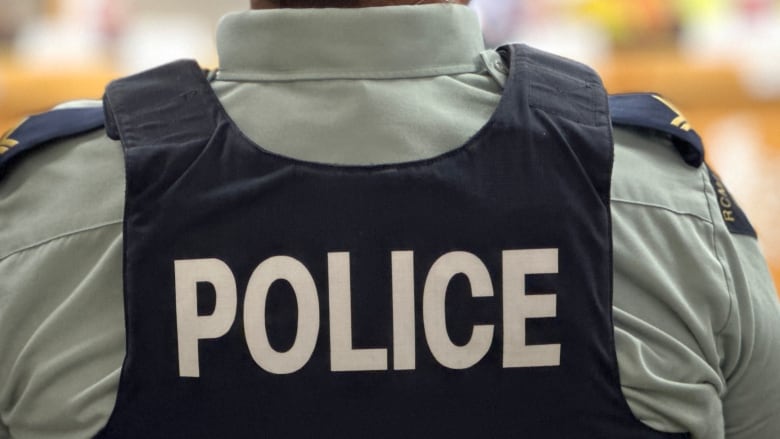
[610,123,780,438]
[0,106,125,438]
[719,234,780,438]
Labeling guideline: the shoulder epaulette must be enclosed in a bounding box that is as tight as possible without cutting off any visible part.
[0,106,106,179]
[610,93,757,238]
[609,93,704,167]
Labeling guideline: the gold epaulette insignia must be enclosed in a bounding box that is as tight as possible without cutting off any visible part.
[0,119,27,155]
[651,95,692,132]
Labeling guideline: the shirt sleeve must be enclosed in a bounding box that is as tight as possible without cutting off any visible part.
[0,130,125,438]
[719,235,780,438]
[611,126,780,439]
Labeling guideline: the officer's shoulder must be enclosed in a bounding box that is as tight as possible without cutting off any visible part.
[0,102,106,180]
[610,93,756,238]
[0,102,123,260]
[609,93,705,202]
[609,93,704,167]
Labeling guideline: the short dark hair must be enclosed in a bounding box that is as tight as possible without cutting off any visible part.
[272,0,362,7]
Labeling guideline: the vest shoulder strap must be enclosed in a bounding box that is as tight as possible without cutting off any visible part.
[103,60,217,148]
[0,106,105,180]
[500,44,612,206]
[500,44,611,128]
[609,93,705,167]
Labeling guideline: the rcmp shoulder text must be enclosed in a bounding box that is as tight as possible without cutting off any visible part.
[710,171,736,223]
[707,169,757,237]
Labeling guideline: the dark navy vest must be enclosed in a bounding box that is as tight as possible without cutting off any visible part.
[97,44,687,438]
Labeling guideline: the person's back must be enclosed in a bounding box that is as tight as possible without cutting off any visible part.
[0,2,779,438]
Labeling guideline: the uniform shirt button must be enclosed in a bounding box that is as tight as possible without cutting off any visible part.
[494,60,509,75]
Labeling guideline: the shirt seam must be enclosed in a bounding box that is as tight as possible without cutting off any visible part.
[611,197,713,223]
[0,219,123,262]
[215,63,481,82]
[699,169,736,336]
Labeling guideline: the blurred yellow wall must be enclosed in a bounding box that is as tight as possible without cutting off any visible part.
[599,49,780,291]
[1,48,779,293]
[0,57,115,130]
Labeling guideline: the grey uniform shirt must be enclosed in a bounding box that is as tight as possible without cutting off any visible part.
[1,5,779,439]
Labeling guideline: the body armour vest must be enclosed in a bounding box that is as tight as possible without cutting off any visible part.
[97,45,688,438]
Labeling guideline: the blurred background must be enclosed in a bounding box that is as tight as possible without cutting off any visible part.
[1,0,779,290]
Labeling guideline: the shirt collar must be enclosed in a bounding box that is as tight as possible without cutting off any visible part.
[215,4,486,81]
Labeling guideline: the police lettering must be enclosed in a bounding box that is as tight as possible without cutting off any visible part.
[174,249,560,378]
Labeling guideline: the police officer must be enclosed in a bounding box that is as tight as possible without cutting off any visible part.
[1,1,779,438]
